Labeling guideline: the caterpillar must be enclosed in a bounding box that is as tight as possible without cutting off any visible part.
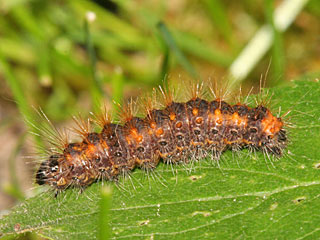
[35,83,287,192]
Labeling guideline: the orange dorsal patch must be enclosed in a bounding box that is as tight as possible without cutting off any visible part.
[87,144,96,155]
[214,109,223,125]
[232,112,241,125]
[261,111,283,136]
[156,128,164,137]
[169,112,176,121]
[127,127,143,144]
[192,108,199,116]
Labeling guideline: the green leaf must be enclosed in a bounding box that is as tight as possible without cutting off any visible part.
[1,80,320,240]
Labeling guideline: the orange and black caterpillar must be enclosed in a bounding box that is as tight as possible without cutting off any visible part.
[35,87,287,191]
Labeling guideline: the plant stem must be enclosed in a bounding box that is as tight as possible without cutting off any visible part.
[98,186,112,240]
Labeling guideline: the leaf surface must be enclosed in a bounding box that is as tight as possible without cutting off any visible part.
[1,81,320,240]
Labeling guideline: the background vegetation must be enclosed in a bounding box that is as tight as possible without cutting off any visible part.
[0,0,319,239]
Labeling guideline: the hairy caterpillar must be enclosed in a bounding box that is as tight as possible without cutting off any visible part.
[35,83,287,192]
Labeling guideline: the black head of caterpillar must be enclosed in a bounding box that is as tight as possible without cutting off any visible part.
[35,96,288,191]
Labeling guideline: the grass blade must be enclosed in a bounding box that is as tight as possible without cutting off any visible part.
[229,0,309,85]
[84,12,105,112]
[203,0,234,46]
[157,21,199,79]
[0,53,44,150]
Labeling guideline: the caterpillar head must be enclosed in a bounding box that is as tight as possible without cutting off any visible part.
[36,143,98,190]
[36,154,62,186]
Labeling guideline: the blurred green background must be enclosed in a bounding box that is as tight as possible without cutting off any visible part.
[0,0,319,213]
